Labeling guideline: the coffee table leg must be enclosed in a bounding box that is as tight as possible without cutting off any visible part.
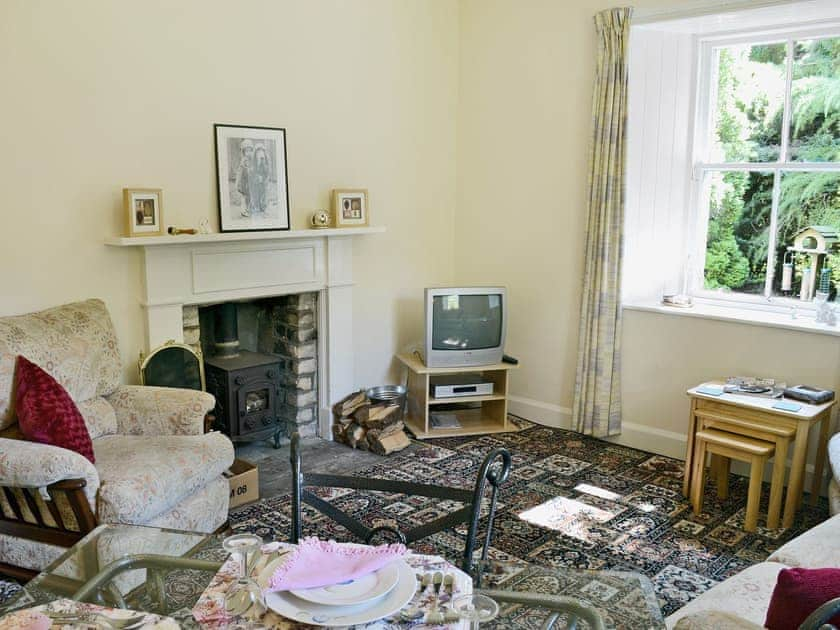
[783,422,811,528]
[810,410,832,506]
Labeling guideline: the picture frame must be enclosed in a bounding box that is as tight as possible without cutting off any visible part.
[123,188,163,237]
[332,189,369,227]
[214,124,291,232]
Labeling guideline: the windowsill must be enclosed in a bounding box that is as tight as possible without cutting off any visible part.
[623,300,840,337]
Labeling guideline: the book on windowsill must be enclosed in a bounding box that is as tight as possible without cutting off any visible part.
[430,413,461,429]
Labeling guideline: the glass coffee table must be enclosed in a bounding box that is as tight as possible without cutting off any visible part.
[2,525,664,629]
[475,559,664,630]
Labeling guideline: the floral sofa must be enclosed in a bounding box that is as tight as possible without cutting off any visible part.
[0,299,234,574]
[667,441,840,629]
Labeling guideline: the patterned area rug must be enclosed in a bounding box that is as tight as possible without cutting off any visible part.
[231,419,830,617]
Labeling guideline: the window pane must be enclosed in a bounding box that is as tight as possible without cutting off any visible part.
[789,37,840,162]
[703,171,774,294]
[772,171,840,298]
[711,43,786,163]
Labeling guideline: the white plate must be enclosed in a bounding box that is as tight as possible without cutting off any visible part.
[265,559,416,627]
[290,561,400,606]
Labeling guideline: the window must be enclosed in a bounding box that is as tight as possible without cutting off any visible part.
[692,31,840,307]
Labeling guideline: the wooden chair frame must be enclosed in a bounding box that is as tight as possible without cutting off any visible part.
[289,432,512,575]
[0,479,97,580]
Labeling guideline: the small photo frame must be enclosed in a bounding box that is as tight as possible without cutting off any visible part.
[214,124,291,232]
[123,188,163,237]
[332,189,369,227]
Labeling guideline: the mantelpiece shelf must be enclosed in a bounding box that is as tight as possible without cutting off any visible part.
[106,226,385,247]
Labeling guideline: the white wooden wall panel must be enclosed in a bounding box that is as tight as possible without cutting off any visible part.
[624,27,696,303]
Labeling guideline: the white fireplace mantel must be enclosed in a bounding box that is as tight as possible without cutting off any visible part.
[106,226,385,437]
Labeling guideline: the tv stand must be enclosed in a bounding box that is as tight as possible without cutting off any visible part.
[396,352,519,439]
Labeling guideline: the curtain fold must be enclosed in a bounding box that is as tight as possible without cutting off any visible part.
[572,7,632,438]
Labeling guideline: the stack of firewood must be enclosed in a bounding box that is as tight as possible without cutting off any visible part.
[331,390,410,455]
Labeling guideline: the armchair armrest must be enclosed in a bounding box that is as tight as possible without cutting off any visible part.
[0,437,100,505]
[106,385,215,436]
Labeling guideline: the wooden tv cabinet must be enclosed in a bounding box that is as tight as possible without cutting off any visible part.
[396,352,519,439]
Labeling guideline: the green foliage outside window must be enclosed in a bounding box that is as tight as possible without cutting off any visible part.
[703,37,840,296]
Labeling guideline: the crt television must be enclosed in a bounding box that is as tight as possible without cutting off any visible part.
[424,287,507,368]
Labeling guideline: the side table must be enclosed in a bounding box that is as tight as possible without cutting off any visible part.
[684,383,836,528]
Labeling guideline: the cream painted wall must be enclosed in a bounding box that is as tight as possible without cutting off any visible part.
[454,0,839,476]
[0,0,457,388]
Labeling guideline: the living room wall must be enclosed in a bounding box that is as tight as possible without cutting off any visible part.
[454,0,840,477]
[0,0,458,389]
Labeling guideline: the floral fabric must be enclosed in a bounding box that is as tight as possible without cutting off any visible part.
[673,611,762,630]
[0,299,121,429]
[145,476,229,533]
[768,513,840,568]
[93,432,233,524]
[106,385,214,436]
[665,562,787,628]
[76,396,118,440]
[571,7,632,438]
[0,533,65,572]
[0,437,99,504]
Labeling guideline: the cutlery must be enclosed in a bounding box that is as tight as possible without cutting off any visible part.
[46,611,147,629]
[398,573,427,622]
[425,571,445,624]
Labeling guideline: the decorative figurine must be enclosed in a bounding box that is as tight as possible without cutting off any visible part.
[310,210,331,229]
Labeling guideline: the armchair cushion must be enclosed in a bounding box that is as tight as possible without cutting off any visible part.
[16,356,95,463]
[106,385,215,436]
[93,432,234,524]
[0,299,122,429]
[0,437,99,505]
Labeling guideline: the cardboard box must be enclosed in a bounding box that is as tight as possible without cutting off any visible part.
[225,459,259,509]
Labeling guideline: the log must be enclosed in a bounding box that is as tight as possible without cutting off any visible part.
[345,423,367,449]
[332,423,348,442]
[370,430,411,456]
[332,390,369,417]
[366,421,404,442]
[359,404,401,431]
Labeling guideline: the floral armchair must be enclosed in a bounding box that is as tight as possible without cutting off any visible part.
[0,299,234,578]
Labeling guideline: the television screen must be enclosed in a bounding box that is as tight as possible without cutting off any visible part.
[431,293,503,351]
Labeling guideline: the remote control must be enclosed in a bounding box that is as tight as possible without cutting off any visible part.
[502,354,519,365]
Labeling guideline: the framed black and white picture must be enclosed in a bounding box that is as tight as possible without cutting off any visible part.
[214,124,290,232]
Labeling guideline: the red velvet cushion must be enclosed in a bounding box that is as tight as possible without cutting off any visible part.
[765,567,840,630]
[15,355,95,463]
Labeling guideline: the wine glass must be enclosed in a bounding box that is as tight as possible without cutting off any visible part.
[222,533,265,628]
[451,593,499,629]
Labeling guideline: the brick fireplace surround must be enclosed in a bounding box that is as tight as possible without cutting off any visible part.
[106,227,384,439]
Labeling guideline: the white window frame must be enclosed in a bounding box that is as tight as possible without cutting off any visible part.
[687,22,840,315]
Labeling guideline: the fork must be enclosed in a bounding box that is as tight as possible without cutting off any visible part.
[46,611,147,629]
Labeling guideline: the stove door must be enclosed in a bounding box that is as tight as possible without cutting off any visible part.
[236,373,281,436]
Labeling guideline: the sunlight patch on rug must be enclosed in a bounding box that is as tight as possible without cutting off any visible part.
[518,496,616,542]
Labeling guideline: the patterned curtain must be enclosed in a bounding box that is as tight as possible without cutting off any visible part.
[572,7,632,438]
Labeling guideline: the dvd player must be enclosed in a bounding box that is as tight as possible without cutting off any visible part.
[430,374,494,398]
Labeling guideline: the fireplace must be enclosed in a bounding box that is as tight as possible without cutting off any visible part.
[187,293,319,445]
[106,227,384,440]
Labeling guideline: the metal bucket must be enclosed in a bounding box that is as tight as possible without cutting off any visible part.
[366,385,407,421]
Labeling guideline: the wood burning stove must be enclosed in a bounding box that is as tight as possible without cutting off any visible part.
[204,303,284,447]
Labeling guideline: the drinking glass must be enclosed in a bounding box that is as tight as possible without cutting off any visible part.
[222,533,265,628]
[451,593,499,629]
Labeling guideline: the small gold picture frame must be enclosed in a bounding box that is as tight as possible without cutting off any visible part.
[123,188,164,237]
[332,189,369,227]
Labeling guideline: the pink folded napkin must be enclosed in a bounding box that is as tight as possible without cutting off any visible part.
[267,537,407,592]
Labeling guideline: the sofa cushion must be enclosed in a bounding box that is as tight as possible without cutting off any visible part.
[765,567,840,629]
[93,432,234,524]
[768,513,840,567]
[665,562,787,629]
[77,396,118,439]
[0,299,122,429]
[16,356,95,463]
